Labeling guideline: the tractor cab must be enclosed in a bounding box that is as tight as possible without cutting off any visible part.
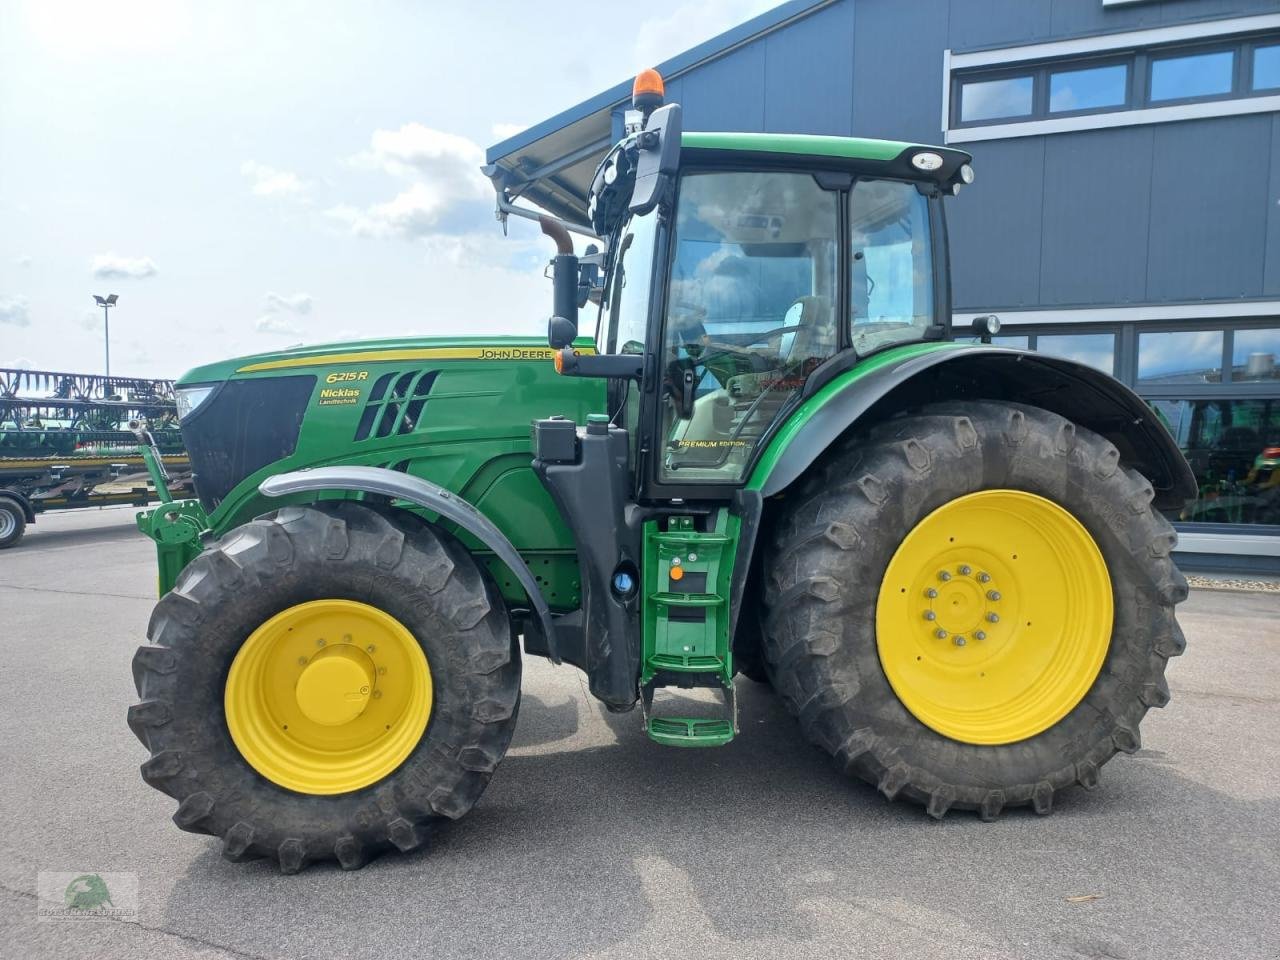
[497,70,980,741]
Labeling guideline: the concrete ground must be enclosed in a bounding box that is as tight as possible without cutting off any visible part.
[1,505,1278,960]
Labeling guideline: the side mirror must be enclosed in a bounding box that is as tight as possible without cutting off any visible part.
[548,252,580,349]
[630,103,681,216]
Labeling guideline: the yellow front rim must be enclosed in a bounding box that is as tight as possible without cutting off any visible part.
[875,490,1112,745]
[225,599,432,795]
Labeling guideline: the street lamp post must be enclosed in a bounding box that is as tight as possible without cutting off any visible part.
[93,294,118,377]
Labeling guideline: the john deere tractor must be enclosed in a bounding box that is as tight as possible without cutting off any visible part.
[129,71,1194,872]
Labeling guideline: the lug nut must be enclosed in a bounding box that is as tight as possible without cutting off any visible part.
[987,612,1000,623]
[953,636,966,646]
[366,644,376,653]
[923,611,937,621]
[372,690,383,699]
[958,565,972,576]
[974,630,987,641]
[378,666,387,675]
[343,634,353,644]
[925,587,938,599]
[938,570,951,582]
[935,628,948,639]
[987,590,1001,601]
[297,656,308,666]
[316,638,326,647]
[978,572,991,583]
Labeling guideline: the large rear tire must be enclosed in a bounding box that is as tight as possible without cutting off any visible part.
[763,401,1187,819]
[128,501,520,872]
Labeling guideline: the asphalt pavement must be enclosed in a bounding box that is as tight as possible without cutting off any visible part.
[1,505,1278,960]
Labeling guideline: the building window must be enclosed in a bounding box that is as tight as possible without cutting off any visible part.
[1149,398,1280,525]
[1149,49,1235,101]
[1232,328,1280,381]
[1137,330,1224,385]
[945,16,1280,142]
[1255,44,1280,90]
[1049,63,1128,113]
[1036,333,1116,374]
[959,75,1033,122]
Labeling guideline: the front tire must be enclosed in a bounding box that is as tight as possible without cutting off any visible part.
[128,501,520,872]
[763,401,1187,819]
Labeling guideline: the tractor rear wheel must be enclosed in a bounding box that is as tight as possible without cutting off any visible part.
[763,401,1187,819]
[128,501,519,872]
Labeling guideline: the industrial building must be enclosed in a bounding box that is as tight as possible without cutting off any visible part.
[487,0,1280,570]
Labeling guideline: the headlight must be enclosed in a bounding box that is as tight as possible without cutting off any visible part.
[959,163,975,184]
[174,384,216,422]
[911,151,944,172]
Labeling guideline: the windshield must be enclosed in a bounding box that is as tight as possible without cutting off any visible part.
[659,170,839,483]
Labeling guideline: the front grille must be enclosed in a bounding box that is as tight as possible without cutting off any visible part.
[181,375,315,511]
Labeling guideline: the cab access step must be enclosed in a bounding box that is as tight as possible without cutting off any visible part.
[640,514,739,747]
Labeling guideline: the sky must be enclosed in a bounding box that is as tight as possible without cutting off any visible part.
[0,0,777,378]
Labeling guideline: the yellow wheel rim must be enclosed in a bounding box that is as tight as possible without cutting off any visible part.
[225,599,432,795]
[875,490,1112,745]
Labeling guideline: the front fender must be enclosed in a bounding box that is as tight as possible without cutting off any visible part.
[748,344,1195,510]
[259,465,560,663]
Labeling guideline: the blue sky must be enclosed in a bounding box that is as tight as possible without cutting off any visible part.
[0,0,774,377]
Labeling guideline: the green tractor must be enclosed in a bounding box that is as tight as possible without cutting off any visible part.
[129,72,1194,872]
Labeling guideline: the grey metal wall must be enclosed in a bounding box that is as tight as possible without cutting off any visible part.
[643,0,1280,313]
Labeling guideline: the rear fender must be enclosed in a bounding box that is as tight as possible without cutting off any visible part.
[748,345,1195,510]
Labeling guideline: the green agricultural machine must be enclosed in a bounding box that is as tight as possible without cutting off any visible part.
[130,72,1194,873]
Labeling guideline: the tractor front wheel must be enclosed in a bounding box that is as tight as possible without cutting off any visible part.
[763,401,1187,819]
[128,501,520,872]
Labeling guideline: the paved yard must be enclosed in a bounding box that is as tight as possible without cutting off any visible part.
[1,506,1278,960]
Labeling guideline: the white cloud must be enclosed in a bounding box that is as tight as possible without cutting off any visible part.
[355,123,489,191]
[631,0,776,73]
[91,253,158,279]
[265,291,313,315]
[332,123,493,242]
[1,356,36,370]
[0,295,31,327]
[255,313,304,336]
[14,256,31,268]
[241,161,309,198]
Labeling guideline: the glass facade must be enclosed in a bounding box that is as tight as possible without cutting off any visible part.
[1150,50,1235,101]
[988,321,1280,538]
[960,76,1034,122]
[1049,64,1127,112]
[1253,44,1280,90]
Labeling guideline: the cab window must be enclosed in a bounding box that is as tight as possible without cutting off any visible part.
[849,179,935,354]
[658,170,839,483]
[596,210,657,356]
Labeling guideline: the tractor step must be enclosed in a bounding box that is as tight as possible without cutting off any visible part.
[646,716,735,747]
[641,682,737,747]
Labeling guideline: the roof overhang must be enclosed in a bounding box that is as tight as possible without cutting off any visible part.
[483,0,833,225]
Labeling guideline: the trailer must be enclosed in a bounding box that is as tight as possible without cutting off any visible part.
[0,367,192,548]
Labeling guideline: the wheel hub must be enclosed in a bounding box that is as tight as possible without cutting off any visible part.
[295,645,376,726]
[876,490,1113,745]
